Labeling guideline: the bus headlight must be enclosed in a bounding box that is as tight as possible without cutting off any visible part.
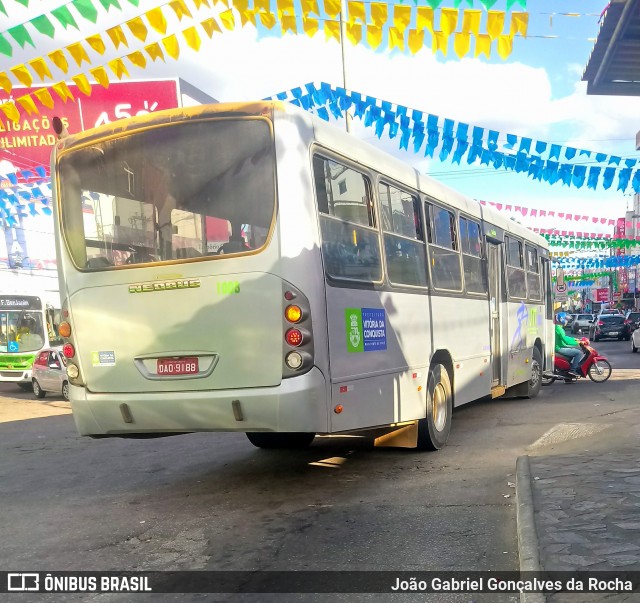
[67,364,79,379]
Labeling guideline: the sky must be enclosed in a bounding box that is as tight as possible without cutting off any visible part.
[1,0,639,236]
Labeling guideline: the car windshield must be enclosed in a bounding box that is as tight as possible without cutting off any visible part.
[0,310,45,353]
[578,315,591,320]
[627,313,640,321]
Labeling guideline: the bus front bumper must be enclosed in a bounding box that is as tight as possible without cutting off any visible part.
[69,367,329,436]
[0,370,32,383]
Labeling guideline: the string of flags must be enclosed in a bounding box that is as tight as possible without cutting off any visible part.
[555,255,640,270]
[543,236,640,250]
[267,83,640,194]
[480,200,620,227]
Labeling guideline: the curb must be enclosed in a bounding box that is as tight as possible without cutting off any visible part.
[515,455,545,603]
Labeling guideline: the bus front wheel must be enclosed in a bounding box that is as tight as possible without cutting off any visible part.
[246,432,315,450]
[417,364,452,451]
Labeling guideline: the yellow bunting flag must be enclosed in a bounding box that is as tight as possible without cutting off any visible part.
[53,82,74,103]
[394,6,411,31]
[127,17,148,42]
[475,33,491,58]
[72,73,92,96]
[440,8,458,37]
[254,0,270,12]
[235,0,248,11]
[416,7,434,33]
[11,65,33,87]
[462,9,481,35]
[277,0,294,17]
[239,8,257,26]
[86,34,107,55]
[201,18,222,37]
[90,66,110,88]
[301,0,319,17]
[510,12,528,38]
[67,42,90,67]
[219,9,236,29]
[34,87,54,109]
[192,0,210,8]
[324,20,340,42]
[0,73,11,93]
[366,25,383,49]
[388,27,404,52]
[145,42,166,61]
[183,26,201,50]
[486,10,505,41]
[169,0,193,21]
[0,102,20,122]
[497,34,512,59]
[370,3,387,28]
[453,32,470,58]
[161,35,180,60]
[348,1,365,24]
[108,58,130,80]
[29,58,53,81]
[407,29,424,55]
[107,26,129,50]
[16,95,38,115]
[127,51,147,69]
[146,8,168,35]
[282,15,297,33]
[303,17,319,37]
[48,50,69,73]
[346,23,362,45]
[258,11,276,28]
[432,30,448,56]
[324,0,340,19]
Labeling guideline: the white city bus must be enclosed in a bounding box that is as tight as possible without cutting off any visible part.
[51,101,553,450]
[0,293,63,389]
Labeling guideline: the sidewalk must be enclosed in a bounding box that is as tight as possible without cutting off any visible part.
[516,401,640,602]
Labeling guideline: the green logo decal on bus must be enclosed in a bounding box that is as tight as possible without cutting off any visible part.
[129,279,201,293]
[346,309,364,353]
[346,308,387,352]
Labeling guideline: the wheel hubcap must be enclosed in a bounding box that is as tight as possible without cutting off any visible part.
[433,382,447,432]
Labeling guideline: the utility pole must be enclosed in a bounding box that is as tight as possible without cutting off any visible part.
[339,0,351,133]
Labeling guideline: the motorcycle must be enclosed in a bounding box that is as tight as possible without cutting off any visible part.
[542,338,612,385]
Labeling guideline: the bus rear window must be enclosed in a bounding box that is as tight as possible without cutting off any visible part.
[57,118,275,269]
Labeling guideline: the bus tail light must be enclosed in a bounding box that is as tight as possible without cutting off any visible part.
[282,282,314,377]
[63,343,75,358]
[58,321,71,337]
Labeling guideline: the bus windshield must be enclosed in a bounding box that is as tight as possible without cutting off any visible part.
[57,118,276,270]
[0,310,45,353]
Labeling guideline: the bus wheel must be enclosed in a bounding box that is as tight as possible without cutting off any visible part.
[417,364,452,451]
[527,348,543,399]
[32,379,46,399]
[246,432,315,449]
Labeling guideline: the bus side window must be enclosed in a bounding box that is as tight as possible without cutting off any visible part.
[459,217,487,295]
[506,236,527,299]
[380,182,427,288]
[313,155,382,283]
[426,202,462,292]
[525,244,541,301]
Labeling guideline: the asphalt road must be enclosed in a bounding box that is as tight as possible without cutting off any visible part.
[0,338,638,602]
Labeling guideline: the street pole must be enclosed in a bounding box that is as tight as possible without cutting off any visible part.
[339,0,351,133]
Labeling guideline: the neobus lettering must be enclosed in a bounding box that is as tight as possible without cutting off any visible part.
[129,280,201,293]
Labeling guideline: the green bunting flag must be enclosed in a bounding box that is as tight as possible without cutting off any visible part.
[72,0,99,23]
[0,33,12,56]
[98,0,123,12]
[8,24,34,49]
[31,15,56,38]
[51,5,80,30]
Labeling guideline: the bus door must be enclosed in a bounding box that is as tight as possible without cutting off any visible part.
[487,242,502,385]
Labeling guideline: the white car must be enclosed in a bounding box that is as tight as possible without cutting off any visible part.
[632,328,640,353]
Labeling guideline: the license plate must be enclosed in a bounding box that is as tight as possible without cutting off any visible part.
[157,357,199,375]
[609,332,618,336]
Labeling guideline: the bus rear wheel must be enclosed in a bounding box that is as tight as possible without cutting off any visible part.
[246,432,315,449]
[527,348,543,399]
[417,364,452,451]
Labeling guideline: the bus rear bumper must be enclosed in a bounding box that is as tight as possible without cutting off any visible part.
[70,367,329,436]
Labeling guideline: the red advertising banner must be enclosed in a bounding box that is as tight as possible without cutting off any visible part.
[0,79,181,171]
[596,288,609,302]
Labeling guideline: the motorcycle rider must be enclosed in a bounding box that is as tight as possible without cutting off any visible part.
[555,312,583,377]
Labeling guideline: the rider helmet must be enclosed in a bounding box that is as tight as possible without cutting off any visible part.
[555,311,568,325]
